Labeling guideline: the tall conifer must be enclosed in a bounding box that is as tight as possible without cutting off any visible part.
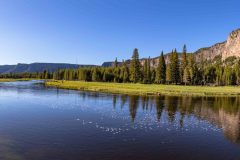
[130,48,142,83]
[143,59,148,83]
[147,56,151,83]
[171,49,180,84]
[156,51,166,84]
[180,45,188,83]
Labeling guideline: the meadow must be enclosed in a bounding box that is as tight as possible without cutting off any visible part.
[45,80,240,96]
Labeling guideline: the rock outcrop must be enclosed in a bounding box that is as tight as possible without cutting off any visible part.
[195,28,240,61]
[222,29,240,60]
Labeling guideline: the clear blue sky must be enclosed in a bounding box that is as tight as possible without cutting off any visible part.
[0,0,239,65]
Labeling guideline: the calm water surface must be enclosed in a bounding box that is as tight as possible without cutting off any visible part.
[0,81,240,160]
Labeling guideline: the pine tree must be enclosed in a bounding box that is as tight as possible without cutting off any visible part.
[183,67,191,85]
[53,72,57,80]
[151,69,156,83]
[122,60,129,82]
[114,58,118,68]
[143,59,148,83]
[67,70,71,80]
[103,71,107,82]
[113,65,120,83]
[180,45,188,83]
[64,69,68,80]
[216,65,223,85]
[234,59,240,85]
[171,49,180,84]
[156,51,166,84]
[142,57,151,84]
[223,67,231,85]
[44,70,49,79]
[130,48,142,83]
[188,54,196,84]
[78,68,85,81]
[147,56,151,83]
[119,63,124,82]
[92,67,100,82]
[166,64,172,84]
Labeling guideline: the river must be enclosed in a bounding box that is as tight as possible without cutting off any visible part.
[0,80,239,160]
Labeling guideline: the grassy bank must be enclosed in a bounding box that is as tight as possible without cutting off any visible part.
[0,79,18,82]
[0,78,34,82]
[45,80,240,96]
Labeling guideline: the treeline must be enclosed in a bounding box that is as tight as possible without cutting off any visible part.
[1,45,240,86]
[0,70,52,79]
[52,45,240,86]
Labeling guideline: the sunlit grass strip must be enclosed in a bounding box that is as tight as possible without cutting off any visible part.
[0,78,34,82]
[0,79,18,82]
[45,80,240,96]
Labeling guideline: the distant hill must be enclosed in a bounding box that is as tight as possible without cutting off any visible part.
[0,63,95,74]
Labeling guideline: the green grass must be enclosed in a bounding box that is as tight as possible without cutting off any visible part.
[45,80,240,96]
[0,78,34,82]
[0,79,18,82]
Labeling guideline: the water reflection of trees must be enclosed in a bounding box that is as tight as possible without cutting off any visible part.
[76,92,240,143]
[129,96,139,122]
[113,95,240,144]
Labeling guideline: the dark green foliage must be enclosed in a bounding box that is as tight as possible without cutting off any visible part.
[188,54,197,85]
[92,67,101,82]
[183,67,191,85]
[180,45,188,83]
[170,49,180,84]
[151,69,156,83]
[223,67,236,86]
[43,70,49,79]
[215,65,223,85]
[130,48,142,83]
[147,57,151,83]
[0,72,49,79]
[113,62,121,82]
[166,63,172,84]
[234,60,240,85]
[103,68,114,82]
[142,57,151,84]
[204,65,216,84]
[224,56,237,66]
[155,51,166,84]
[121,60,129,83]
[143,59,148,84]
[212,55,222,65]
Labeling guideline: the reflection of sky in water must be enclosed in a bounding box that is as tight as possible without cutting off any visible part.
[0,81,239,160]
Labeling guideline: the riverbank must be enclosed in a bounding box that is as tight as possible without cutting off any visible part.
[0,78,34,82]
[0,79,18,82]
[45,80,240,96]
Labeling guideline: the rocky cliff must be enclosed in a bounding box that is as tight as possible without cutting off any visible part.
[195,28,240,61]
[222,29,240,59]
